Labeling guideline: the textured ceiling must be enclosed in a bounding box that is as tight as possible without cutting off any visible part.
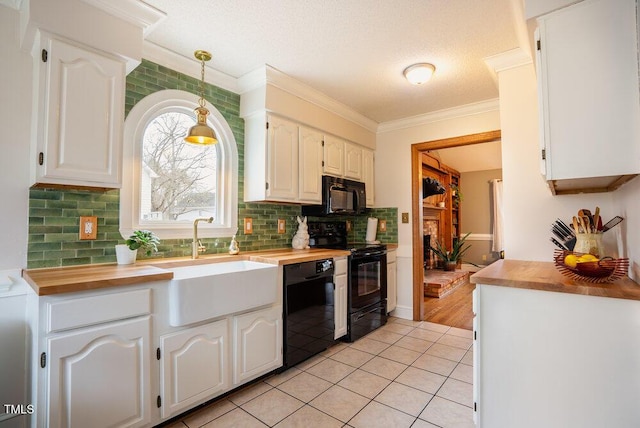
[143,0,520,124]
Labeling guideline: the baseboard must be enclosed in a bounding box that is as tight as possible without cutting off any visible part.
[390,305,413,320]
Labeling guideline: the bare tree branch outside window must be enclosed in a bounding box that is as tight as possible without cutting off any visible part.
[141,112,217,221]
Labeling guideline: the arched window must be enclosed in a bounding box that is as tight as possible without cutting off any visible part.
[120,89,238,239]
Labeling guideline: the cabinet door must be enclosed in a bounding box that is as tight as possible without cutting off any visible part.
[323,135,345,176]
[386,261,397,314]
[38,37,124,188]
[233,306,282,385]
[267,116,298,200]
[159,320,229,419]
[537,0,640,180]
[334,274,348,339]
[344,142,363,181]
[298,126,323,203]
[362,148,375,206]
[47,317,151,428]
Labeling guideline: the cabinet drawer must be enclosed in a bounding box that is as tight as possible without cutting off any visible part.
[47,288,151,333]
[387,250,397,263]
[334,258,348,275]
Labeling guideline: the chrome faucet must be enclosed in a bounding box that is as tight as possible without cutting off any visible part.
[192,217,214,259]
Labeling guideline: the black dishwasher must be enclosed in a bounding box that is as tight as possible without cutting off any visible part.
[282,259,335,370]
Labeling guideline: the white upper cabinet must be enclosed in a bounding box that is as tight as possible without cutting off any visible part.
[344,141,363,181]
[323,135,346,177]
[298,126,323,203]
[536,0,640,194]
[244,114,323,203]
[35,35,125,188]
[266,116,299,201]
[362,148,375,206]
[244,112,373,204]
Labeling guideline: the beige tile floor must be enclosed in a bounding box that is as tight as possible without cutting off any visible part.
[165,317,475,428]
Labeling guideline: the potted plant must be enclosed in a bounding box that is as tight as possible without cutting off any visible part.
[115,230,160,264]
[450,183,463,208]
[430,232,472,271]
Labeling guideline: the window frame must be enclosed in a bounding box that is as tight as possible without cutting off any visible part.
[120,89,238,239]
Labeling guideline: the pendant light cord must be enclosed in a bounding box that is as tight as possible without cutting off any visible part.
[198,57,206,108]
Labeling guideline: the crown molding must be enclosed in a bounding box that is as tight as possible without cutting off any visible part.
[484,48,532,74]
[238,64,379,132]
[80,0,166,36]
[142,41,239,93]
[377,99,500,133]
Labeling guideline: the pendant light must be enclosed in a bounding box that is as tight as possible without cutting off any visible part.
[184,50,218,145]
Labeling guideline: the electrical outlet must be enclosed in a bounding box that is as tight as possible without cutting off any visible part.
[401,212,409,223]
[79,216,98,240]
[277,219,286,234]
[244,218,253,234]
[346,220,352,231]
[482,254,487,261]
[379,220,387,232]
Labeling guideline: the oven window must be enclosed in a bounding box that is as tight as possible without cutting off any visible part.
[356,260,381,296]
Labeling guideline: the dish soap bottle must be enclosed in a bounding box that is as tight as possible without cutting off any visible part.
[229,235,239,255]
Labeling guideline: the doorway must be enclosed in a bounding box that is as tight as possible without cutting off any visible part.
[411,130,501,321]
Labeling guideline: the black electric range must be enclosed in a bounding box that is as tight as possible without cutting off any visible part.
[308,221,388,342]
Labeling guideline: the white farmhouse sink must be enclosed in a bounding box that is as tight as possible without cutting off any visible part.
[168,261,278,327]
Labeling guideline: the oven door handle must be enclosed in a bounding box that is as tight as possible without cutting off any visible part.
[352,250,386,258]
[303,273,333,281]
[354,304,383,321]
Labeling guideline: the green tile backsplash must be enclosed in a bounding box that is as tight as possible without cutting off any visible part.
[27,60,397,268]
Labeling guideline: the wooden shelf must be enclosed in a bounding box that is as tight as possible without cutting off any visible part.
[422,202,446,210]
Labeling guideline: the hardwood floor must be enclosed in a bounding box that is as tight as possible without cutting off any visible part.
[423,280,475,330]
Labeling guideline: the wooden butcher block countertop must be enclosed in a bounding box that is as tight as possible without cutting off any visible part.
[23,248,351,296]
[471,259,640,301]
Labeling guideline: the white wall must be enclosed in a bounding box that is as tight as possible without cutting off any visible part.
[375,57,635,319]
[0,4,31,270]
[376,109,501,319]
[498,62,615,262]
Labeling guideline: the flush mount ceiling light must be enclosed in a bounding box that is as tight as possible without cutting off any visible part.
[403,63,436,85]
[184,50,218,145]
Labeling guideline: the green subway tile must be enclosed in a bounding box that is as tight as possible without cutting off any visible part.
[62,192,96,201]
[28,259,61,269]
[29,216,44,225]
[77,249,107,258]
[29,208,62,217]
[62,241,92,250]
[45,233,79,243]
[29,225,63,234]
[47,200,78,209]
[92,255,117,264]
[61,257,91,266]
[27,251,43,261]
[46,217,78,226]
[29,189,62,200]
[43,250,76,260]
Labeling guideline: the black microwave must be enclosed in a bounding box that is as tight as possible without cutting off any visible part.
[301,176,366,216]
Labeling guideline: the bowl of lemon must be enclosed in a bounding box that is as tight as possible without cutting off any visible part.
[554,250,629,283]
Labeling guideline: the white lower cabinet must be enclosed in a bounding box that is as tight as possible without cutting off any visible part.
[28,269,284,427]
[46,316,151,428]
[474,283,640,428]
[333,257,348,340]
[386,250,397,313]
[233,305,282,385]
[159,320,229,419]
